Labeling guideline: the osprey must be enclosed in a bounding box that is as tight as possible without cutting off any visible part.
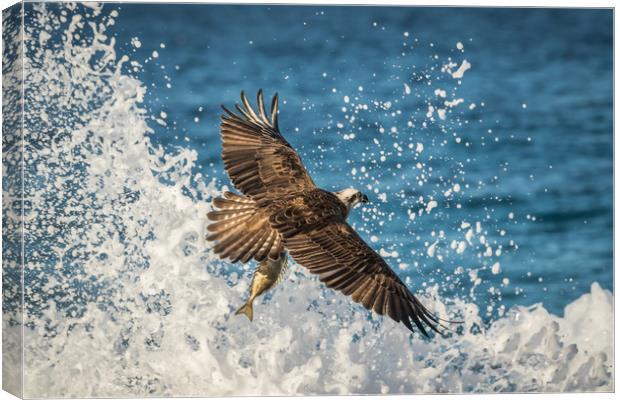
[207,90,447,336]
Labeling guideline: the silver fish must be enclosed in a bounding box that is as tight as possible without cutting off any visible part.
[235,253,288,321]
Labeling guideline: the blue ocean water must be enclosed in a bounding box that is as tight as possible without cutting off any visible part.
[110,5,613,317]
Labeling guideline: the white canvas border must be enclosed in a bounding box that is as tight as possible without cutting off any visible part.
[0,1,615,399]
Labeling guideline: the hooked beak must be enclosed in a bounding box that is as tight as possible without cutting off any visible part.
[361,194,369,204]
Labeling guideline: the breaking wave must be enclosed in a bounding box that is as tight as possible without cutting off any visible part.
[2,3,612,397]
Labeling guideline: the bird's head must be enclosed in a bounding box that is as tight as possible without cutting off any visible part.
[335,188,369,212]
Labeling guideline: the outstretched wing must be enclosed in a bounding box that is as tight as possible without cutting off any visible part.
[219,90,315,199]
[282,219,442,336]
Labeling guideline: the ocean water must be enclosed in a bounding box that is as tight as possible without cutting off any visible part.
[2,3,613,397]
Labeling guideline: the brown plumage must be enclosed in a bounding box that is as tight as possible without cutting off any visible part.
[207,89,448,336]
[206,191,283,262]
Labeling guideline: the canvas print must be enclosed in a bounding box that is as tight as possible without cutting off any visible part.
[2,2,614,397]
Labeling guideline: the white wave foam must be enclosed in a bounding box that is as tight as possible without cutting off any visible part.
[6,3,613,397]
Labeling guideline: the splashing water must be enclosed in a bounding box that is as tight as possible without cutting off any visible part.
[3,3,612,397]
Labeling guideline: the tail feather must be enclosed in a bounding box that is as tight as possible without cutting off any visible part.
[207,192,284,263]
[214,227,251,256]
[255,229,277,261]
[207,208,254,222]
[240,228,272,263]
[235,302,254,321]
[214,193,254,207]
[268,235,283,260]
[206,212,254,234]
[227,220,269,262]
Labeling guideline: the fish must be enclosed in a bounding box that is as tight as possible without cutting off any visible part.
[235,253,288,321]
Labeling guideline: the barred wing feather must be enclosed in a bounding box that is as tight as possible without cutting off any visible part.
[283,219,442,336]
[219,90,315,199]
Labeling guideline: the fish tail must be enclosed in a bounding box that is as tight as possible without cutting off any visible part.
[235,302,254,321]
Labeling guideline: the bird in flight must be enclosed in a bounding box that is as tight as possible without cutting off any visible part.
[207,90,448,336]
